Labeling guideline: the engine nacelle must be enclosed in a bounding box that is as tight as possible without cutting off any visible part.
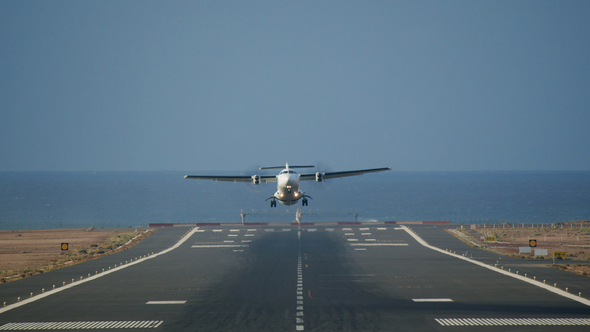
[315,172,324,182]
[251,175,260,185]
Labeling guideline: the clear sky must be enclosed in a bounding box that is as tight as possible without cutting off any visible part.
[1,1,589,171]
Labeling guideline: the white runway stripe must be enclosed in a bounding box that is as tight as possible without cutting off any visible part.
[146,301,186,304]
[434,318,590,326]
[413,298,453,302]
[0,321,164,330]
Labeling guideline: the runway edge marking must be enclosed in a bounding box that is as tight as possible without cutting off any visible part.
[0,227,201,315]
[400,225,590,307]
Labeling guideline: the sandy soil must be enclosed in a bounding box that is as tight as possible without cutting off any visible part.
[0,227,155,283]
[448,221,590,277]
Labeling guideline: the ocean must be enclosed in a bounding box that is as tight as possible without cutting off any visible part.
[1,171,589,230]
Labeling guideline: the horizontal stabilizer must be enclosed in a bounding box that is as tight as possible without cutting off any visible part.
[260,165,315,170]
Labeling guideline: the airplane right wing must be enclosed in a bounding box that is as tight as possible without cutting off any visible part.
[299,167,391,181]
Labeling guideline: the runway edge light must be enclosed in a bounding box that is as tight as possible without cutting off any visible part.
[61,243,69,251]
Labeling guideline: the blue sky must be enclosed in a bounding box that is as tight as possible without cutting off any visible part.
[1,1,589,171]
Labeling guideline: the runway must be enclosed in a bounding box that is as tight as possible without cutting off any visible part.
[1,224,590,331]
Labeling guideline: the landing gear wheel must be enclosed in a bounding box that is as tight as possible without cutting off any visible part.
[302,198,308,206]
[270,200,276,208]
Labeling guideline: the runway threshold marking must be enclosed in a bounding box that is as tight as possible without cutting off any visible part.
[400,226,590,307]
[0,228,202,315]
[435,318,590,326]
[0,320,163,330]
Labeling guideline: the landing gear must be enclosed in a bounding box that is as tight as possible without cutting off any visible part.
[270,199,277,208]
[302,198,308,206]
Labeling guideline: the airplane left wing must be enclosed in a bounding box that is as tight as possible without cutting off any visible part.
[184,175,277,183]
[299,167,391,181]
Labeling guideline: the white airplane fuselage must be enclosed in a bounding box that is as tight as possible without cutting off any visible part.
[184,163,390,208]
[274,171,303,206]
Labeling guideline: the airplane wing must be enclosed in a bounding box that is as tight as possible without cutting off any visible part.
[184,175,277,183]
[299,167,391,181]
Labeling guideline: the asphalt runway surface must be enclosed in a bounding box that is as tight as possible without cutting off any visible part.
[1,224,590,331]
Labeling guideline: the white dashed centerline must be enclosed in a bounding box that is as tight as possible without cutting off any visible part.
[296,229,304,331]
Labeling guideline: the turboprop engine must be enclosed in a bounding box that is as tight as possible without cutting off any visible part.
[316,172,324,182]
[251,175,260,185]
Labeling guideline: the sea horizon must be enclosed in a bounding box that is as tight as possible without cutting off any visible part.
[1,171,589,231]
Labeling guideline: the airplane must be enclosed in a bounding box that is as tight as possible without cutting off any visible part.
[184,163,391,207]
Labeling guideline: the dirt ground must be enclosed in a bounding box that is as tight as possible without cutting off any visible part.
[448,221,590,277]
[0,227,155,283]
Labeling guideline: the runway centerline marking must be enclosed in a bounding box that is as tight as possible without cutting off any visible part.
[296,229,304,331]
[400,226,590,307]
